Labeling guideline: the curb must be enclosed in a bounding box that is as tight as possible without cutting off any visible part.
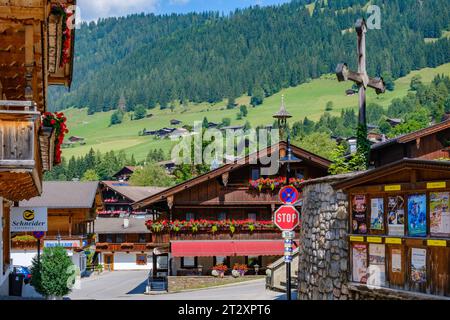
[165,278,266,295]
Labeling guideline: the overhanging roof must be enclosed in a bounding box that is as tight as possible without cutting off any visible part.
[371,120,450,151]
[19,181,100,209]
[101,181,166,202]
[333,158,450,190]
[132,141,332,210]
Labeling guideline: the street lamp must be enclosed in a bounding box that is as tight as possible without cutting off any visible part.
[274,97,301,301]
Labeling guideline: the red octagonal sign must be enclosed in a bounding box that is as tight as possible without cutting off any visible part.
[274,205,300,231]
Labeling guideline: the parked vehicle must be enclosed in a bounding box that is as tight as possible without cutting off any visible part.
[13,265,32,284]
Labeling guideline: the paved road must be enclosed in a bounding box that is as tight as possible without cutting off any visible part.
[67,271,295,300]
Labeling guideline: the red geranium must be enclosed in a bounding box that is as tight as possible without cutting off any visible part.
[42,112,68,165]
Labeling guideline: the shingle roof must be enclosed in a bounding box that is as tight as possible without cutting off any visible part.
[101,181,167,202]
[371,120,450,150]
[95,216,150,234]
[19,181,99,209]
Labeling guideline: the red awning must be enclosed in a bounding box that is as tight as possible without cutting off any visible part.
[170,240,286,257]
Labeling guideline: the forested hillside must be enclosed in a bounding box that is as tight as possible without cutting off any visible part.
[49,0,450,113]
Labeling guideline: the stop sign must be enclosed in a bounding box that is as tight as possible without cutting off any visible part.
[274,205,300,231]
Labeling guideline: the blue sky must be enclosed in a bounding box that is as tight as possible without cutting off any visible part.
[78,0,291,22]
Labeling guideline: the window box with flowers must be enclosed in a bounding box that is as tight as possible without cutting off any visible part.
[249,177,305,192]
[146,219,278,235]
[41,112,68,169]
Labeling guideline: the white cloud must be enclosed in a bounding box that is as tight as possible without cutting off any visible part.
[78,0,160,21]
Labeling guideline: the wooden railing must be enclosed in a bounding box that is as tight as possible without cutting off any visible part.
[95,243,149,252]
[151,230,283,243]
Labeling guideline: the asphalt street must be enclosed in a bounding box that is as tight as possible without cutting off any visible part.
[67,270,296,300]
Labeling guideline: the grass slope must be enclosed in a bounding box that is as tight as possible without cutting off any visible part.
[62,63,450,161]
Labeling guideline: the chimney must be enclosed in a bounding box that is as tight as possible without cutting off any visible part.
[123,218,129,229]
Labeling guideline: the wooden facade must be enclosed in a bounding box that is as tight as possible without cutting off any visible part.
[370,120,450,167]
[0,1,77,287]
[13,182,102,251]
[0,0,77,201]
[335,159,450,298]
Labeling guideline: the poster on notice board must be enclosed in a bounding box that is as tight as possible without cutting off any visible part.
[367,244,386,286]
[411,248,427,284]
[430,192,450,237]
[352,195,368,234]
[387,196,405,236]
[370,198,384,231]
[352,244,368,284]
[408,194,427,237]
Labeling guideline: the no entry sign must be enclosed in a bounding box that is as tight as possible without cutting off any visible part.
[279,186,299,205]
[274,205,300,231]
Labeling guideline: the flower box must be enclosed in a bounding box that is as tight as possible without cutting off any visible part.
[39,126,56,172]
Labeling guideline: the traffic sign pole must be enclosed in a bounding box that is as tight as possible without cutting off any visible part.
[274,205,299,301]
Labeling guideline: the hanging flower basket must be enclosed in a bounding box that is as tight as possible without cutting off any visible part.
[42,112,68,165]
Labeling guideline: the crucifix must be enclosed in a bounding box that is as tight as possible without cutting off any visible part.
[336,18,386,156]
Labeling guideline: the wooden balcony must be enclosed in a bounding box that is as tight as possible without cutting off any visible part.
[0,100,43,201]
[95,243,150,252]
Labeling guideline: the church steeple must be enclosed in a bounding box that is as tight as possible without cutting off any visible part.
[273,95,292,140]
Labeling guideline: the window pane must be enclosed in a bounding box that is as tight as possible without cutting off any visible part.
[295,169,305,179]
[218,212,227,221]
[251,169,260,180]
[183,257,196,267]
[116,235,124,243]
[157,256,168,269]
[248,213,257,221]
[215,256,227,265]
[248,256,260,267]
[186,213,195,221]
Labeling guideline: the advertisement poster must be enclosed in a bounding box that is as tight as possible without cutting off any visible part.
[352,195,368,234]
[352,244,368,283]
[408,194,427,237]
[387,196,405,236]
[370,198,384,231]
[411,248,427,283]
[367,244,386,286]
[10,207,48,232]
[430,192,450,237]
[391,249,402,273]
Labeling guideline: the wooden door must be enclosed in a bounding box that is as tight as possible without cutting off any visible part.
[104,254,114,271]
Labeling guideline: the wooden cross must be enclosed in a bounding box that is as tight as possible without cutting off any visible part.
[336,18,385,129]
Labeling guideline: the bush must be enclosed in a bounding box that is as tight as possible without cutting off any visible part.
[30,246,76,298]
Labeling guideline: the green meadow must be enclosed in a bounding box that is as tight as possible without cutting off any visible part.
[62,63,450,161]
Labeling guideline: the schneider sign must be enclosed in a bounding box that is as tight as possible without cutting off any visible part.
[10,207,48,232]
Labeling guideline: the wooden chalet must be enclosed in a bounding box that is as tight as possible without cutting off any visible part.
[112,166,138,181]
[370,120,450,167]
[99,180,166,217]
[94,216,157,271]
[334,159,450,298]
[0,0,77,294]
[132,141,331,277]
[95,182,168,271]
[12,181,102,272]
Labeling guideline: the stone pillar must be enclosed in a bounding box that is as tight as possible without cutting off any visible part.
[297,174,354,300]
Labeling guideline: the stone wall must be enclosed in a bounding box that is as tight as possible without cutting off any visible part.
[297,174,355,300]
